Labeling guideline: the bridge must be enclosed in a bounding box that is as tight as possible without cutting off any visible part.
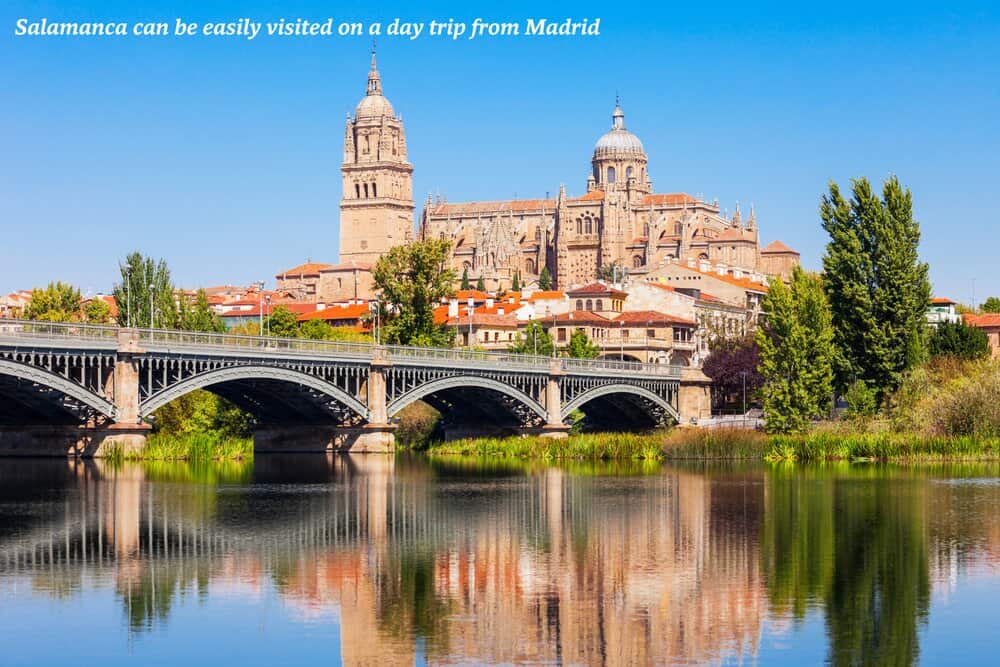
[0,319,711,456]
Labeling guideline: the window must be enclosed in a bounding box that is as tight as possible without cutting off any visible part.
[363,183,369,198]
[632,255,643,268]
[577,219,583,234]
[372,182,377,198]
[607,166,616,183]
[595,299,604,311]
[557,328,566,342]
[525,258,536,274]
[576,299,583,310]
[622,329,630,340]
[674,327,693,343]
[585,217,593,234]
[586,299,593,310]
[626,166,633,180]
[355,183,360,199]
[647,329,656,339]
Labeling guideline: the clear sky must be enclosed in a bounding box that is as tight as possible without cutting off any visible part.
[2,1,998,304]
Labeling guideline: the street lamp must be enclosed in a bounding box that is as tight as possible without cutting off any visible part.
[254,281,265,335]
[265,295,271,337]
[619,320,624,361]
[467,297,474,348]
[741,370,748,427]
[125,265,132,327]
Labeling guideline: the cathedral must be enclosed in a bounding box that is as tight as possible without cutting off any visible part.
[334,53,797,296]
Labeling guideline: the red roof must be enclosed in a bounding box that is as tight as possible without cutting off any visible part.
[453,290,493,302]
[642,193,698,206]
[549,310,613,326]
[275,262,334,278]
[565,282,628,298]
[445,312,520,328]
[221,303,319,318]
[613,310,697,327]
[321,261,373,272]
[524,290,565,301]
[572,190,606,202]
[965,313,1000,328]
[761,240,799,254]
[713,228,755,242]
[931,297,955,305]
[297,304,370,322]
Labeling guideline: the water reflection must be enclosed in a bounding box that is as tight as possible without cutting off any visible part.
[0,457,998,665]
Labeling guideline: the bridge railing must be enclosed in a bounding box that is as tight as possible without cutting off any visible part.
[0,319,682,377]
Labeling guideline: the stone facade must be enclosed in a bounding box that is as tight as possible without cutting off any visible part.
[339,51,414,267]
[420,101,798,290]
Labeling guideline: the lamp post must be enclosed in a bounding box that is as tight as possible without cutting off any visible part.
[255,281,265,335]
[619,320,624,361]
[265,295,271,337]
[467,297,474,348]
[125,265,132,327]
[741,370,748,427]
[148,284,154,329]
[550,307,556,358]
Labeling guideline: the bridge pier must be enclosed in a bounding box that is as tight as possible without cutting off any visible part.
[541,362,570,439]
[677,368,712,425]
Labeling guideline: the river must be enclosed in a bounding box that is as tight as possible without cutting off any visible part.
[0,455,997,665]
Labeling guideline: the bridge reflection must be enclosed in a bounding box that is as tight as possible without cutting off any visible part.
[1,459,998,665]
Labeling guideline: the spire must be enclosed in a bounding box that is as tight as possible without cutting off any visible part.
[733,200,742,226]
[366,42,382,96]
[612,95,625,130]
[748,203,756,229]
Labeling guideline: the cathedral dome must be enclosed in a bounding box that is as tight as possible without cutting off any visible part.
[593,103,645,157]
[354,50,395,120]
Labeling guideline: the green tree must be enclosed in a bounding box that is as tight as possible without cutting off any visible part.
[538,266,553,291]
[509,321,554,356]
[844,379,877,419]
[981,296,1000,313]
[460,267,471,290]
[265,305,300,338]
[564,329,600,358]
[597,261,626,283]
[821,177,930,403]
[511,272,521,292]
[928,320,989,359]
[177,289,224,333]
[372,239,456,347]
[82,297,112,324]
[112,252,177,328]
[475,274,486,292]
[24,282,82,322]
[300,318,334,340]
[756,267,834,433]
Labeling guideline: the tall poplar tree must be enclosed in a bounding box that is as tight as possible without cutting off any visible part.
[113,252,177,329]
[821,176,930,402]
[756,267,834,433]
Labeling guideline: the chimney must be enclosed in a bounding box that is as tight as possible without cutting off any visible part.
[716,263,727,276]
[687,257,696,268]
[733,268,744,280]
[317,303,326,311]
[698,259,710,272]
[448,299,459,318]
[498,307,505,315]
[486,298,495,309]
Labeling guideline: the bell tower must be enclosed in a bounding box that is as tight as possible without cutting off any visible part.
[340,49,414,265]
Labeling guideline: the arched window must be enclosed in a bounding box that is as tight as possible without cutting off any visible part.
[463,261,472,270]
[698,252,709,261]
[607,166,616,183]
[371,182,377,198]
[586,299,593,310]
[633,255,643,268]
[576,299,583,310]
[595,299,604,311]
[585,217,593,234]
[626,166,633,180]
[363,183,369,198]
[577,219,583,234]
[355,183,361,199]
[525,258,536,274]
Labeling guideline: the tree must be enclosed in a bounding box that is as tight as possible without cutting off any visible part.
[265,305,300,338]
[756,267,834,433]
[821,177,930,404]
[372,239,456,347]
[460,267,471,290]
[177,289,224,333]
[511,272,521,292]
[476,274,486,292]
[509,321,554,356]
[82,298,112,324]
[929,320,989,359]
[564,329,600,358]
[597,261,627,283]
[538,266,552,291]
[701,338,763,410]
[229,321,260,336]
[24,282,82,322]
[300,318,334,340]
[981,297,1000,313]
[112,252,177,328]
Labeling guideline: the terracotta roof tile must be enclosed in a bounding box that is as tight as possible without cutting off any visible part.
[613,310,697,327]
[565,282,628,298]
[524,290,565,301]
[431,198,556,217]
[297,304,370,322]
[931,297,955,305]
[761,240,799,254]
[276,262,335,277]
[965,313,1000,328]
[572,190,605,202]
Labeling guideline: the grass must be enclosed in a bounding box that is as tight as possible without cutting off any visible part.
[104,432,253,462]
[425,427,1000,463]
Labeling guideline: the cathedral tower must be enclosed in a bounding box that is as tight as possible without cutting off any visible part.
[340,50,414,265]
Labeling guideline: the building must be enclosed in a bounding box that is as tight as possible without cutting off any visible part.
[927,297,961,326]
[420,99,798,290]
[964,313,1000,358]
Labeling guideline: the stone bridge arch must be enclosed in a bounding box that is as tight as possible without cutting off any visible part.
[0,358,117,423]
[561,382,680,430]
[140,365,370,425]
[387,374,548,435]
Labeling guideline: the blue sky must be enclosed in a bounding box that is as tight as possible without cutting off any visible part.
[2,1,998,303]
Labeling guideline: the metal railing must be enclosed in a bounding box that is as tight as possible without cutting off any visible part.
[0,319,683,377]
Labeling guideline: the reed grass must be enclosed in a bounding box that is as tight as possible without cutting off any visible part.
[113,432,253,462]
